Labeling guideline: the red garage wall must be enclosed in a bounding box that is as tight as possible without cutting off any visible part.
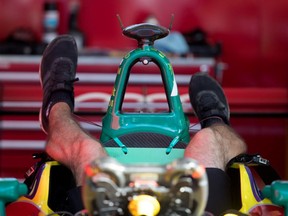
[0,0,287,87]
[78,0,288,87]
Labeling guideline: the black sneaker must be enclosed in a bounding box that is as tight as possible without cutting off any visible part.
[189,72,230,128]
[39,35,78,134]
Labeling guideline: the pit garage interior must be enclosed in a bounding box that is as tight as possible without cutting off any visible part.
[0,0,287,183]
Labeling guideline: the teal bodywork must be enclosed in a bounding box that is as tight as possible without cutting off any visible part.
[0,178,27,216]
[100,25,190,164]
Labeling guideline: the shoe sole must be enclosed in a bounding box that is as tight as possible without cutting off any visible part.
[189,72,230,122]
[39,35,77,134]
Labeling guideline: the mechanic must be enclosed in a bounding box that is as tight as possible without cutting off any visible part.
[39,35,246,215]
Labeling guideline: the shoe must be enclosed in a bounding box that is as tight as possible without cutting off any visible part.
[39,35,78,134]
[189,72,229,128]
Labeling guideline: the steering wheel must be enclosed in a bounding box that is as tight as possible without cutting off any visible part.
[83,157,208,216]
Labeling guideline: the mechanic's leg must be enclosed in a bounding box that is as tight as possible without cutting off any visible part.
[184,72,247,215]
[184,72,247,168]
[39,35,107,185]
[46,103,107,185]
[184,123,246,170]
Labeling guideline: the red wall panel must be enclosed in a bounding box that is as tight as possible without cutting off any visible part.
[78,0,288,87]
[0,0,44,42]
[0,0,287,87]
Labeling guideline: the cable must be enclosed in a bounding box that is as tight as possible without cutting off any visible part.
[73,113,102,128]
